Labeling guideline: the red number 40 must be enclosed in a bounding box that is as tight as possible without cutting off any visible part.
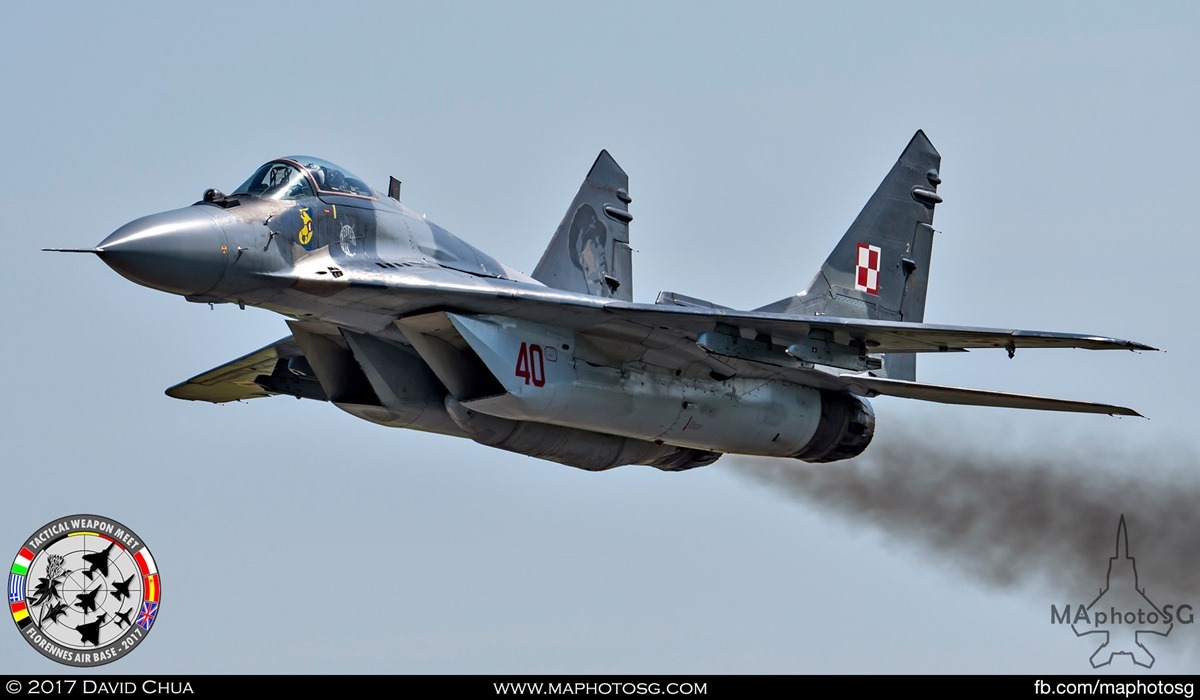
[514,342,546,387]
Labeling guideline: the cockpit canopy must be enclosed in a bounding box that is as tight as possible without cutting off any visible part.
[232,156,374,200]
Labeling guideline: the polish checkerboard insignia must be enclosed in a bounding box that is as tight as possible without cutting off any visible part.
[9,515,160,666]
[855,242,881,295]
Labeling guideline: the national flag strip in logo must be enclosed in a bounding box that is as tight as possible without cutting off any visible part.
[11,547,33,576]
[8,573,24,603]
[134,547,157,577]
[73,531,123,550]
[136,601,158,631]
[10,547,38,631]
[855,242,881,295]
[10,600,31,630]
[136,547,160,604]
[144,575,160,604]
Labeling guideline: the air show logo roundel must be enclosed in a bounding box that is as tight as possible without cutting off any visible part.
[8,515,160,666]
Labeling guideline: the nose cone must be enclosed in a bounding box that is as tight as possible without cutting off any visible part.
[97,207,230,296]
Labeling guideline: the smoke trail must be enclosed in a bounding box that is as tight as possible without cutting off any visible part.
[728,425,1200,602]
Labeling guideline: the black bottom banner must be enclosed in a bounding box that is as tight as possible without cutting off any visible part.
[3,676,1198,698]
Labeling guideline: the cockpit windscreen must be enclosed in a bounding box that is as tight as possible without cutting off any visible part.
[232,157,375,200]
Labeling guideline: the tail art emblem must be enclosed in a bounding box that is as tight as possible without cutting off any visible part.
[855,242,881,295]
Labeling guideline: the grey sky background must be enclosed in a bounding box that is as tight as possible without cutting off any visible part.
[2,2,1196,673]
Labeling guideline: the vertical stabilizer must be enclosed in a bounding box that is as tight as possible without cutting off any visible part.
[757,130,943,380]
[532,151,633,301]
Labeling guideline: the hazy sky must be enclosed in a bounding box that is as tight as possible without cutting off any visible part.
[2,2,1197,673]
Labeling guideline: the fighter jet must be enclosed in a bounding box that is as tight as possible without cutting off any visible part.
[110,574,135,602]
[73,584,101,614]
[80,542,113,581]
[47,132,1153,471]
[75,614,106,646]
[113,608,133,629]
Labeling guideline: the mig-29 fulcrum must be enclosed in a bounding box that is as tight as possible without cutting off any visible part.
[47,132,1153,471]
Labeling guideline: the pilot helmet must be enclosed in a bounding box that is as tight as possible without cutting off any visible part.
[305,163,325,187]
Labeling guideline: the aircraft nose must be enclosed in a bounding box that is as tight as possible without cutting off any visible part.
[97,207,231,297]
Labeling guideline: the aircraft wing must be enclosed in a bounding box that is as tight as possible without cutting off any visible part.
[163,278,1152,416]
[301,268,1154,355]
[599,302,1149,414]
[390,285,1152,417]
[165,336,321,403]
[597,302,1155,354]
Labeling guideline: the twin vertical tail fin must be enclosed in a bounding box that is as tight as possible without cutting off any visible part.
[757,130,943,380]
[532,150,634,301]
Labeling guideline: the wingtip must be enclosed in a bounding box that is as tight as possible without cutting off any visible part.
[1110,406,1146,419]
[164,384,190,400]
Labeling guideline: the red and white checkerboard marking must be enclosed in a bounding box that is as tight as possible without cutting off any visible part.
[855,243,881,295]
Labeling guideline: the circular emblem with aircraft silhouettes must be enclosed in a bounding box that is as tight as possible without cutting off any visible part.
[8,515,160,666]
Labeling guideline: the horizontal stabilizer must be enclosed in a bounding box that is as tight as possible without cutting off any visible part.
[839,374,1141,417]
